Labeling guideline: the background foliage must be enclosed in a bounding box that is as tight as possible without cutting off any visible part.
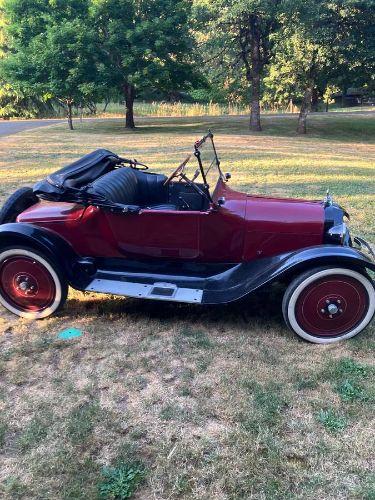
[0,0,374,131]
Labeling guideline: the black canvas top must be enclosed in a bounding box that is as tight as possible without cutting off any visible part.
[46,149,120,188]
[33,149,121,201]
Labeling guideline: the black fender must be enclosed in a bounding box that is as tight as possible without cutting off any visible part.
[203,245,375,304]
[0,223,83,285]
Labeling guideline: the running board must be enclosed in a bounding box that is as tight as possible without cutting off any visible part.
[85,278,203,304]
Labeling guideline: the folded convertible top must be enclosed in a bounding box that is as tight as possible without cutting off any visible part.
[33,149,121,201]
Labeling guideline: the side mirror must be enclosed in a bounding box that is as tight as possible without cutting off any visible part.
[217,196,226,206]
[225,172,231,181]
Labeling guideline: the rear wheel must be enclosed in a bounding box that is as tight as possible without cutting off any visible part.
[0,248,68,319]
[282,267,375,344]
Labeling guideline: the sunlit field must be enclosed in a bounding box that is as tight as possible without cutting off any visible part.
[0,113,374,499]
[51,100,375,119]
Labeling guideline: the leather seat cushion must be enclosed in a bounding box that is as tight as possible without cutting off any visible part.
[133,170,168,204]
[88,167,175,210]
[89,167,139,205]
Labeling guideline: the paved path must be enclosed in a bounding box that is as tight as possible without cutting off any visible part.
[0,119,63,137]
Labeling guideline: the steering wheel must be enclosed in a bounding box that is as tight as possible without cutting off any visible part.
[163,155,191,186]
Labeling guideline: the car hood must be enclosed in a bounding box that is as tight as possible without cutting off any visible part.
[243,194,325,259]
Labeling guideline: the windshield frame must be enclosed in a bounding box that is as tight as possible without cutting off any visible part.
[168,131,224,206]
[193,131,225,197]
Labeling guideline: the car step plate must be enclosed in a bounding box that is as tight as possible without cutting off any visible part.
[85,279,203,303]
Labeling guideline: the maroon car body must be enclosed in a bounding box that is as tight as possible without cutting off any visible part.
[0,131,373,344]
[16,181,324,262]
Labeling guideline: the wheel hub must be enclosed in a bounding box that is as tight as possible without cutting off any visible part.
[318,296,345,318]
[0,256,55,312]
[327,303,339,315]
[15,273,39,296]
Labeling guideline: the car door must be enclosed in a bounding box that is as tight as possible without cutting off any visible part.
[136,209,201,259]
[103,208,200,260]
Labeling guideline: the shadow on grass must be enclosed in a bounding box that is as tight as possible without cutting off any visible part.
[66,284,290,338]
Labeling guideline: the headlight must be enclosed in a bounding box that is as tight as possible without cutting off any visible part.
[326,222,351,246]
[324,201,351,246]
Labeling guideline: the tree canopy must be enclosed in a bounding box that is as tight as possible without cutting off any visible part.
[1,0,98,128]
[92,0,200,128]
[0,0,373,131]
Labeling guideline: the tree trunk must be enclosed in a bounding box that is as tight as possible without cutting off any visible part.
[102,98,110,113]
[250,73,261,131]
[249,16,262,131]
[168,91,180,103]
[325,97,329,112]
[67,101,74,130]
[297,87,312,134]
[124,83,135,129]
[311,87,319,112]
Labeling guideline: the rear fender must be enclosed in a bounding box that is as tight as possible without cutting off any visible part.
[203,245,375,304]
[0,223,82,285]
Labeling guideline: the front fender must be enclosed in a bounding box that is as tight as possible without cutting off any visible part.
[203,245,375,304]
[0,223,80,284]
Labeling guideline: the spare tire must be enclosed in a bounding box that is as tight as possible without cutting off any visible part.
[0,187,38,225]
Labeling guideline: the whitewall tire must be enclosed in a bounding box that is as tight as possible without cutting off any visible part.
[282,267,375,344]
[0,248,68,319]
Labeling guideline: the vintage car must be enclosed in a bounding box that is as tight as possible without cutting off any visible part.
[0,131,374,344]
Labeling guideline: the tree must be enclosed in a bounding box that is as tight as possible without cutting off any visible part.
[0,82,57,119]
[192,1,248,107]
[269,0,375,133]
[0,0,53,119]
[330,0,375,98]
[264,27,330,133]
[92,0,199,128]
[195,0,282,131]
[0,0,99,129]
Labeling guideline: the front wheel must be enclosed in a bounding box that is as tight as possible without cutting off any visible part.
[282,267,375,344]
[0,248,68,319]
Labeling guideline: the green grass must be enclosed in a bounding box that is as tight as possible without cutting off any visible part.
[17,414,50,451]
[175,326,214,352]
[97,100,251,117]
[356,474,375,500]
[240,380,288,431]
[335,379,370,402]
[66,401,102,444]
[98,462,145,499]
[316,409,347,433]
[0,420,7,448]
[86,100,375,119]
[0,113,374,499]
[328,357,370,379]
[323,357,374,403]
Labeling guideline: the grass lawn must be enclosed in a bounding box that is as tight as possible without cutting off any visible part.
[0,113,374,499]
